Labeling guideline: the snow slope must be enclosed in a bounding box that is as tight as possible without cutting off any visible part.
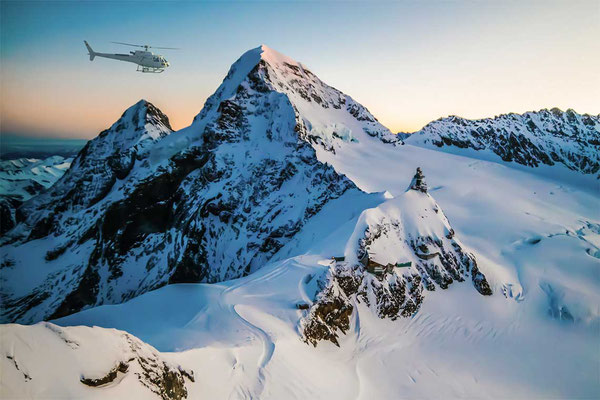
[41,150,599,399]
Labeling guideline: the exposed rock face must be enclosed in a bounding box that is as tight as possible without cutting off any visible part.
[0,323,194,399]
[302,172,492,346]
[0,46,396,323]
[0,198,19,235]
[0,100,174,322]
[84,332,194,400]
[405,109,600,176]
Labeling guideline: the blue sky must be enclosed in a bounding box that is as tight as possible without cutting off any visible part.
[1,0,598,138]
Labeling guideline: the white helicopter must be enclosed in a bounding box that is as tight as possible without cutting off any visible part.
[84,41,177,73]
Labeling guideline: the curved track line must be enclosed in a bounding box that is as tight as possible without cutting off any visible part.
[298,272,314,305]
[217,259,295,398]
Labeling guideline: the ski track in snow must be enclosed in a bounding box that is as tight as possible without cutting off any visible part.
[297,271,317,308]
[218,259,294,398]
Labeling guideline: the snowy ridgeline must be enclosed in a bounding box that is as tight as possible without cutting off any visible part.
[404,109,600,177]
[1,322,194,400]
[0,45,599,399]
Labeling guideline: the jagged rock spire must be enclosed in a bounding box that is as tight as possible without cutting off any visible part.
[409,167,428,193]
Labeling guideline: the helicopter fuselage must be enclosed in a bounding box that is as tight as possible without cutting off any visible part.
[95,50,169,69]
[84,41,170,73]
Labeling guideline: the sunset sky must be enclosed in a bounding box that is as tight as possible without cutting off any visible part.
[1,0,599,139]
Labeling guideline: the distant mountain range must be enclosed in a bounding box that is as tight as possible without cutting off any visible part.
[0,156,73,234]
[404,109,600,176]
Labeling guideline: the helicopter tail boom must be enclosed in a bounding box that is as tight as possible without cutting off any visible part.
[84,41,96,61]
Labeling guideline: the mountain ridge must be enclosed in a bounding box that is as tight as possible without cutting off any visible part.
[404,108,600,176]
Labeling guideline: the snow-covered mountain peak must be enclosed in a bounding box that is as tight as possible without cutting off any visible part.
[0,53,364,322]
[258,44,302,68]
[60,99,172,181]
[193,45,400,149]
[1,46,401,323]
[16,100,173,228]
[101,99,172,149]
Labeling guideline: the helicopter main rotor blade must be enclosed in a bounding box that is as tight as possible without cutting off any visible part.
[111,41,179,50]
[111,41,145,48]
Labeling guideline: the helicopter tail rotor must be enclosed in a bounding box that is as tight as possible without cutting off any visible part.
[84,41,96,61]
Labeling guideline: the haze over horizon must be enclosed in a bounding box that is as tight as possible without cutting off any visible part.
[1,0,598,139]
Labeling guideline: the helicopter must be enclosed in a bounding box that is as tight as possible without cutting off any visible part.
[84,41,177,73]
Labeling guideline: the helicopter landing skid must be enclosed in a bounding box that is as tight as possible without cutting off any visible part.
[136,65,165,73]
